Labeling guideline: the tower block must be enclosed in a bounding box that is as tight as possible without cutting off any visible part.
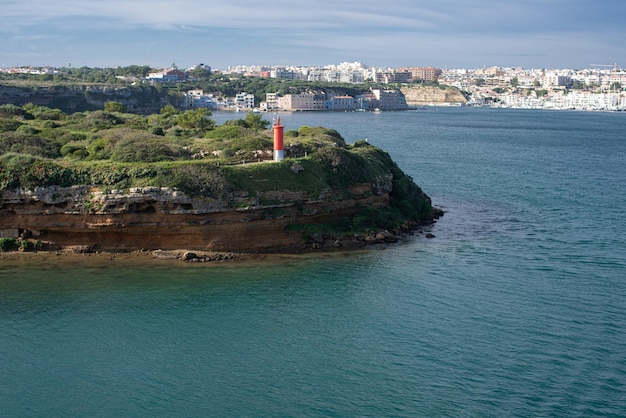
[273,117,284,162]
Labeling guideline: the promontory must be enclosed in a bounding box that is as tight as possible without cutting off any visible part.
[0,104,441,254]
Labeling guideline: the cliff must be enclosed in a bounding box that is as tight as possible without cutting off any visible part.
[400,85,467,106]
[0,155,437,253]
[0,180,398,253]
[0,83,173,113]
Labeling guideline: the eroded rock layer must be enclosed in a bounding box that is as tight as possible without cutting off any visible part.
[0,184,390,252]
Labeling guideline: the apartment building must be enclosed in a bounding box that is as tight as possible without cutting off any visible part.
[325,95,357,111]
[183,89,253,110]
[183,89,218,108]
[235,92,255,109]
[410,67,442,82]
[277,93,326,110]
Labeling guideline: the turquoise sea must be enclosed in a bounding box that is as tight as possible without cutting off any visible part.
[2,108,626,416]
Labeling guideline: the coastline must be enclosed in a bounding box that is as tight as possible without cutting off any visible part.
[0,244,388,269]
[0,219,439,267]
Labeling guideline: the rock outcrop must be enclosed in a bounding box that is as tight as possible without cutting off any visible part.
[0,84,171,113]
[400,85,467,106]
[0,181,395,253]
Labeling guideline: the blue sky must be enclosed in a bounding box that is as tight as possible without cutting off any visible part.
[1,0,625,70]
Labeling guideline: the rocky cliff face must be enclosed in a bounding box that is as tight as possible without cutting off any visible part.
[0,84,171,113]
[0,181,391,252]
[400,85,467,106]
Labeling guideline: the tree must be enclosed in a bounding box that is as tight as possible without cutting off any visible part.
[115,65,151,78]
[190,67,211,80]
[510,77,519,88]
[178,108,215,130]
[244,112,270,130]
[160,105,180,116]
[610,82,622,92]
[104,101,126,113]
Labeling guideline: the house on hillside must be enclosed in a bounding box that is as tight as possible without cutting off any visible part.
[146,68,187,83]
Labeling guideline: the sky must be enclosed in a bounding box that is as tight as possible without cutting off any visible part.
[1,0,625,70]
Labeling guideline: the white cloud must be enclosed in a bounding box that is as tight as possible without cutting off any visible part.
[1,0,624,68]
[1,1,452,31]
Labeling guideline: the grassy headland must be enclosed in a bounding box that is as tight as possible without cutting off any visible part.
[0,103,438,252]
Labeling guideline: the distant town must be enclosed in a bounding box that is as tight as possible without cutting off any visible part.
[2,61,625,111]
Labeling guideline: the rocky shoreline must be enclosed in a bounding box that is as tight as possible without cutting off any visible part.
[0,210,442,264]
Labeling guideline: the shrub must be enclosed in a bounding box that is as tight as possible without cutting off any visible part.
[16,125,40,135]
[0,161,20,190]
[20,104,66,120]
[36,108,66,121]
[111,136,187,163]
[353,139,371,148]
[86,139,111,160]
[0,104,27,118]
[297,126,346,148]
[178,108,215,130]
[41,120,60,129]
[205,125,246,140]
[223,119,247,127]
[0,117,22,133]
[315,147,374,187]
[61,132,87,143]
[61,143,89,159]
[353,206,404,230]
[18,160,84,190]
[170,164,230,198]
[0,158,85,191]
[243,112,270,130]
[0,238,17,251]
[71,111,123,130]
[104,101,126,113]
[0,132,61,158]
[150,127,165,136]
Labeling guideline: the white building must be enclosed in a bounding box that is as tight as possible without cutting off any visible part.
[146,68,187,82]
[184,89,256,110]
[235,92,255,109]
[183,89,218,108]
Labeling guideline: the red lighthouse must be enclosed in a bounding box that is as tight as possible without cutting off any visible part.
[273,117,284,162]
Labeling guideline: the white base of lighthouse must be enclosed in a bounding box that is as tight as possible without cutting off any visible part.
[274,150,284,162]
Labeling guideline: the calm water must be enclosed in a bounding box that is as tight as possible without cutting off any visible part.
[2,108,626,416]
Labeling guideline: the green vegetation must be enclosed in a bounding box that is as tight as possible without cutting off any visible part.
[0,237,17,251]
[0,103,433,235]
[0,103,352,194]
[0,237,41,252]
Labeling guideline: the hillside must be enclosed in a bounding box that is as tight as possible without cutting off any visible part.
[0,104,440,253]
[0,82,175,114]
